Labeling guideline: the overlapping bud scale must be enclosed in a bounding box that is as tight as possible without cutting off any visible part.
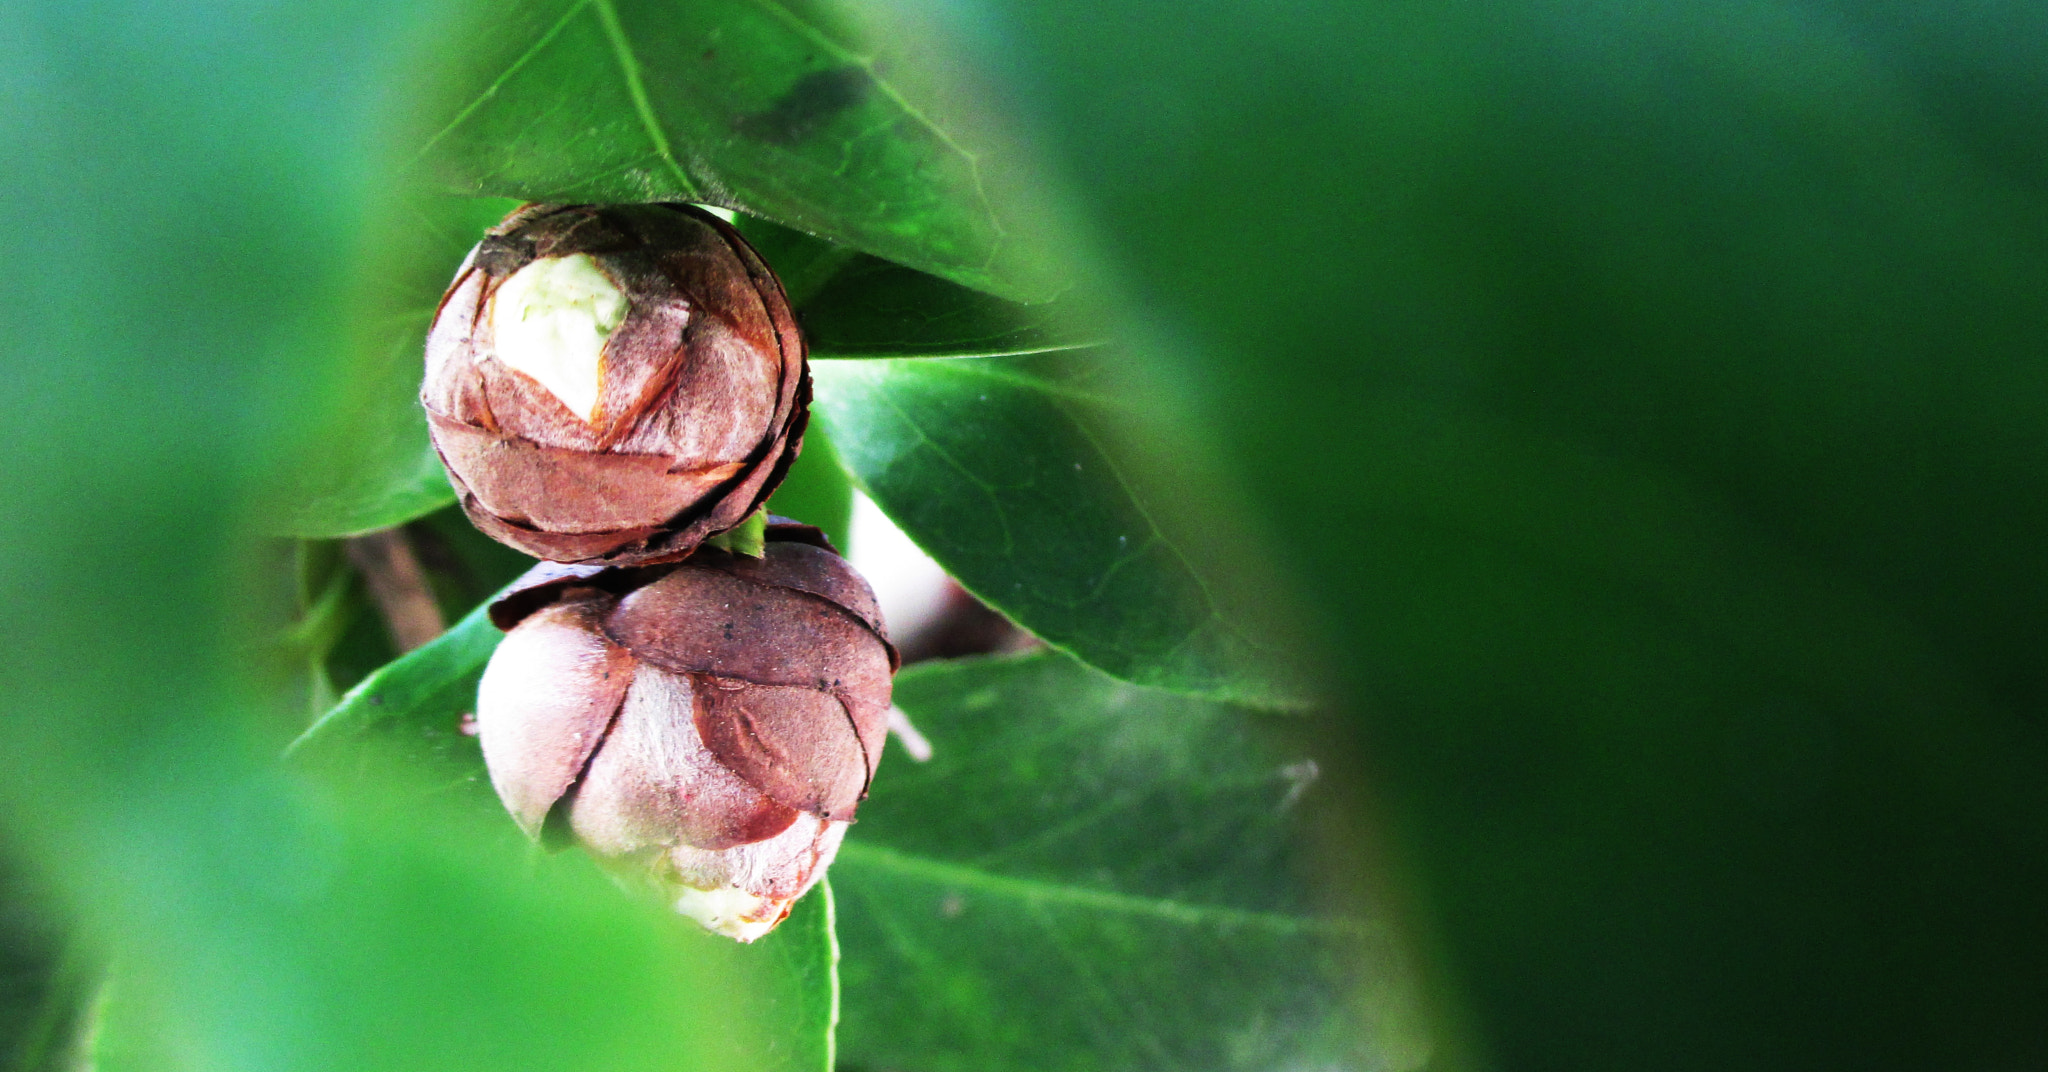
[477,523,897,941]
[423,203,808,567]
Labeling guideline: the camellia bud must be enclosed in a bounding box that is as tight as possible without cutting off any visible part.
[476,520,896,941]
[422,203,808,566]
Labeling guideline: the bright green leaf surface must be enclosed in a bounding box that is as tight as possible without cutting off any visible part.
[766,422,855,551]
[739,213,1090,360]
[835,652,1426,1072]
[288,597,500,793]
[413,0,1066,303]
[813,355,1307,708]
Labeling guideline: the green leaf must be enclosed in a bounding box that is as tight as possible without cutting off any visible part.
[688,881,839,1072]
[735,216,1092,360]
[812,354,1308,707]
[765,422,855,552]
[413,0,1067,303]
[284,193,522,538]
[834,651,1427,1072]
[975,0,2048,1067]
[729,214,863,310]
[285,437,453,540]
[287,594,501,794]
[0,867,85,1072]
[801,253,1087,360]
[70,970,153,1072]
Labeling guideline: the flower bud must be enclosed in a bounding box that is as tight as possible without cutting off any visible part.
[476,520,896,940]
[423,203,808,566]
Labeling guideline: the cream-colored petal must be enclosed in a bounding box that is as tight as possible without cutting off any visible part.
[488,253,628,422]
[665,814,848,942]
[673,885,784,943]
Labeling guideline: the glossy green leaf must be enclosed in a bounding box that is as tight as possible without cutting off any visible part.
[835,651,1426,1072]
[800,253,1087,360]
[765,422,855,551]
[413,0,1066,303]
[812,355,1308,708]
[737,216,1091,360]
[287,596,500,794]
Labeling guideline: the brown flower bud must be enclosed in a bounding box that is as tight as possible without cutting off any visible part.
[476,520,897,940]
[423,203,808,566]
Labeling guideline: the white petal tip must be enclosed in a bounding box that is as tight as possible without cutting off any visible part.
[675,884,789,943]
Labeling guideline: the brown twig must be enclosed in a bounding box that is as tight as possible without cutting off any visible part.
[345,528,446,652]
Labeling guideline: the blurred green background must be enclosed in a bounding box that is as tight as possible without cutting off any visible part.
[4,0,2047,1070]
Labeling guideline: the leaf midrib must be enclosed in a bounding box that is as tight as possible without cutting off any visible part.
[835,840,1372,938]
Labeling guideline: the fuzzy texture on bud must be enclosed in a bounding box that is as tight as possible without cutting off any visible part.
[477,520,896,940]
[423,203,809,567]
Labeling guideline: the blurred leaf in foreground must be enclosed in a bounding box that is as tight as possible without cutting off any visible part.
[967,0,2048,1067]
[286,193,521,539]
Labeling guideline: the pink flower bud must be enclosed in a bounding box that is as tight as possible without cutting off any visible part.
[476,520,895,940]
[423,203,808,566]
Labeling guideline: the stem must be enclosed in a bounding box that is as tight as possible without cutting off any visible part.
[345,528,446,652]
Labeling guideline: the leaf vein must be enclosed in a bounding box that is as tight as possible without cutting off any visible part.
[837,841,1372,938]
[411,0,593,168]
[1024,897,1173,1062]
[589,0,702,198]
[867,388,1016,556]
